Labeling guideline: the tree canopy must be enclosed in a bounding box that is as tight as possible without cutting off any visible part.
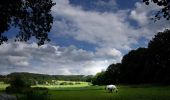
[143,0,170,21]
[93,29,170,85]
[0,0,55,45]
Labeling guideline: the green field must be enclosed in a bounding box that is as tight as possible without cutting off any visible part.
[0,82,9,92]
[48,85,170,100]
[1,82,170,100]
[32,81,90,89]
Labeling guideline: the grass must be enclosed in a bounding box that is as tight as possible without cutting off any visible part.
[48,85,170,100]
[33,81,90,89]
[0,82,9,92]
[1,81,170,100]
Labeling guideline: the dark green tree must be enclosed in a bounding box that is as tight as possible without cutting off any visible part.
[147,29,170,83]
[92,71,107,85]
[120,48,148,84]
[10,76,29,88]
[119,29,170,84]
[105,63,121,84]
[0,0,55,45]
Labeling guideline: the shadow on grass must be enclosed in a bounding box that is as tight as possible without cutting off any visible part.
[18,87,50,100]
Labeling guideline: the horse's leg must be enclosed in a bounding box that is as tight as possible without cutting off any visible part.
[110,89,112,93]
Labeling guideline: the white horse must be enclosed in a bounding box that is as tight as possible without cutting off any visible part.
[105,85,118,93]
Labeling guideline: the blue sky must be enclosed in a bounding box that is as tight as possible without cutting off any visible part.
[0,0,169,75]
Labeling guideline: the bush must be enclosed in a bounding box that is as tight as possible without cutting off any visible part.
[75,82,81,85]
[17,87,49,100]
[6,76,31,93]
[6,86,32,94]
[60,82,67,85]
[68,82,74,85]
[10,76,30,88]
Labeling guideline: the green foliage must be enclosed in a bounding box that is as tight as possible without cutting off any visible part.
[94,29,170,85]
[120,48,148,84]
[10,76,30,88]
[1,72,94,86]
[121,29,170,84]
[59,82,67,85]
[92,63,121,85]
[119,29,170,84]
[147,29,170,83]
[84,75,93,82]
[16,87,49,100]
[105,63,121,84]
[5,76,32,93]
[5,72,89,85]
[92,71,107,85]
[75,82,81,85]
[6,86,31,94]
[0,0,55,45]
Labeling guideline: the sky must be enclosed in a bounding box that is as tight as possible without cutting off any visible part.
[0,0,169,75]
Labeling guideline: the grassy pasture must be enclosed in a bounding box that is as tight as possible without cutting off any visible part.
[1,81,170,100]
[0,82,9,92]
[33,81,90,89]
[48,85,170,100]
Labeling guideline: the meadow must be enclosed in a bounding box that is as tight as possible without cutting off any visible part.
[33,81,90,89]
[48,85,170,100]
[0,82,9,92]
[1,82,170,100]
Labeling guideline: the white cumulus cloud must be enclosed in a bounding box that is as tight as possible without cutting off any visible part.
[0,42,122,75]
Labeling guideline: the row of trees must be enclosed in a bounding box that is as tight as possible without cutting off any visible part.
[0,72,93,85]
[92,29,170,85]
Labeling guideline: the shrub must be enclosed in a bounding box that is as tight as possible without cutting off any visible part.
[75,82,81,85]
[6,76,31,93]
[60,82,67,85]
[68,82,74,85]
[17,87,49,100]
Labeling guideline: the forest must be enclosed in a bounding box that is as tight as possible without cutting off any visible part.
[92,29,170,85]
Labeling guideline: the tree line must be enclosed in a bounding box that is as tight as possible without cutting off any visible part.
[92,29,170,85]
[0,72,93,85]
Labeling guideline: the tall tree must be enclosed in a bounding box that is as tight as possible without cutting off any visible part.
[120,48,148,84]
[105,63,121,84]
[147,29,170,83]
[0,0,55,45]
[92,71,107,85]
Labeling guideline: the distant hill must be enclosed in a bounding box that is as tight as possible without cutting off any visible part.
[0,72,93,84]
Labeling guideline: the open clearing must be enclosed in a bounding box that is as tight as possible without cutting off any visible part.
[0,82,9,92]
[1,82,170,100]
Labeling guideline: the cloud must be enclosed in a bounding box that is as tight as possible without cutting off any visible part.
[52,0,140,50]
[68,0,117,12]
[130,2,170,39]
[1,0,169,75]
[0,42,122,75]
[52,0,170,50]
[130,2,159,26]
